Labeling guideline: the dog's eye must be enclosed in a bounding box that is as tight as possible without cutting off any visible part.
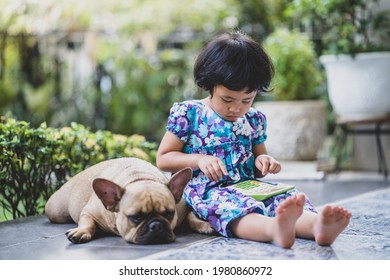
[127,214,144,224]
[164,210,175,220]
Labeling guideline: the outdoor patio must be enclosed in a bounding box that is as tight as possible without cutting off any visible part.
[1,4,389,280]
[1,162,389,260]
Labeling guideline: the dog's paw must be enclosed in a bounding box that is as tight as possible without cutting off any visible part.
[186,212,216,235]
[66,228,92,244]
[197,223,217,235]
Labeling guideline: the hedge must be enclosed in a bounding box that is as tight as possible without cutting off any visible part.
[0,117,157,221]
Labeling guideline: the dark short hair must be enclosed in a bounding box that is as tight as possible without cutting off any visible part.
[194,31,274,94]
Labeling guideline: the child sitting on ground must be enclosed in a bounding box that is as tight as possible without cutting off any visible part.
[156,31,351,248]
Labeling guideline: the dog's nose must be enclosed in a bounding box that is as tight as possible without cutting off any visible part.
[148,220,164,233]
[134,219,175,244]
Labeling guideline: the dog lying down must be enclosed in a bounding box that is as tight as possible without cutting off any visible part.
[45,157,212,244]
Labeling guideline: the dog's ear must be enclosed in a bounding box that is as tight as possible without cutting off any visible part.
[92,178,124,212]
[167,167,193,203]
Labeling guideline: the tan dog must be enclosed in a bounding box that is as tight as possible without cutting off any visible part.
[45,157,212,244]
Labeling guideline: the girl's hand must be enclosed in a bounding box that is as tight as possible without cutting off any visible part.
[255,154,281,177]
[198,155,228,182]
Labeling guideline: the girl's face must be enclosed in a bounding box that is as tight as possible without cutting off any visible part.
[208,85,256,122]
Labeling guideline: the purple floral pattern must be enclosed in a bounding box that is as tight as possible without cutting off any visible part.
[166,100,316,237]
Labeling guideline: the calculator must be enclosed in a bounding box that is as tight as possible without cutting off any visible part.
[227,180,295,200]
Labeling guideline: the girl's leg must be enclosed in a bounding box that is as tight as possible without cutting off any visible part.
[230,194,306,248]
[295,206,351,246]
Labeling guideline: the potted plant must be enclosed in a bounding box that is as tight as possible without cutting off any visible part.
[286,0,390,119]
[286,0,390,171]
[254,28,325,161]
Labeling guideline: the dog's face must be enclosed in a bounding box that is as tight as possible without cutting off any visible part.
[115,182,179,244]
[92,167,192,244]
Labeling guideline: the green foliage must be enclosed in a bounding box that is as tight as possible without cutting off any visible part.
[263,28,322,101]
[0,117,157,221]
[285,0,390,55]
[233,0,291,39]
[0,0,241,141]
[104,46,196,140]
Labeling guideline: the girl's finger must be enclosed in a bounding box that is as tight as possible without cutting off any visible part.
[261,158,269,175]
[218,160,228,176]
[269,160,280,174]
[211,162,223,181]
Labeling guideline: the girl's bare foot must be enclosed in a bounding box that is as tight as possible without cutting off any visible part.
[273,194,305,248]
[313,205,351,246]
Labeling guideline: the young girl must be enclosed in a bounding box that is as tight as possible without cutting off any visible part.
[156,31,351,249]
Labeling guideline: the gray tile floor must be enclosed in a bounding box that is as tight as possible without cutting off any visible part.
[0,168,389,260]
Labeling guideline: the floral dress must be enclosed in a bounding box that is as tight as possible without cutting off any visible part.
[166,100,316,237]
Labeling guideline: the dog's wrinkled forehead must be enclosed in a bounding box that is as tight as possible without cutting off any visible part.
[122,181,176,214]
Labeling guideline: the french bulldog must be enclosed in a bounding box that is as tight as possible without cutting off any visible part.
[45,157,212,244]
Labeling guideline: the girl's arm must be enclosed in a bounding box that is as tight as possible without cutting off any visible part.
[156,131,228,181]
[157,131,202,172]
[252,143,281,177]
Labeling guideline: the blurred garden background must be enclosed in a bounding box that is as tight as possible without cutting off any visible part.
[1,0,390,221]
[0,0,281,140]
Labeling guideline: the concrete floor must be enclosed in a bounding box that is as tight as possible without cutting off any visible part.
[0,165,389,260]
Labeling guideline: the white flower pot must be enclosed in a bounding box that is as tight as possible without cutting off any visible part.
[320,52,390,119]
[320,52,390,171]
[253,100,326,161]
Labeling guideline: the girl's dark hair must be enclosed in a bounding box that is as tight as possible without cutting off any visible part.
[194,31,274,94]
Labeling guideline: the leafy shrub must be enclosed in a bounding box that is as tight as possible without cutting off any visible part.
[263,28,323,101]
[285,0,390,55]
[0,117,157,221]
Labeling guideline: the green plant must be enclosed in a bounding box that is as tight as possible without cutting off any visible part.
[232,0,291,39]
[104,46,194,140]
[263,28,322,101]
[286,0,390,55]
[0,117,157,221]
[0,119,68,219]
[0,0,242,141]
